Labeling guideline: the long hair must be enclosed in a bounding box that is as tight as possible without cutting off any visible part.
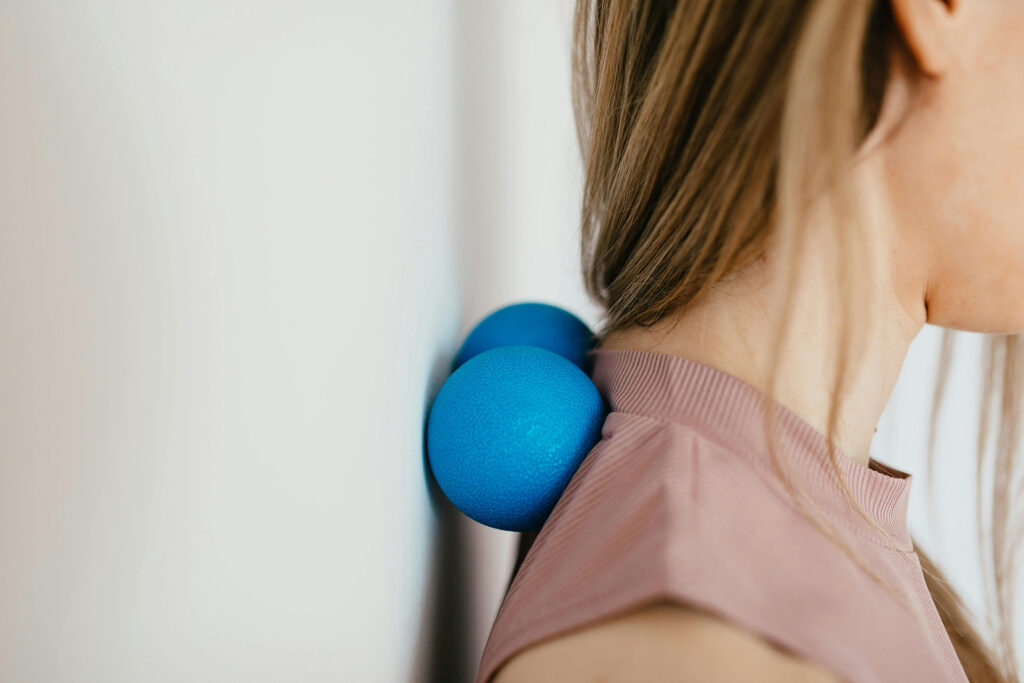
[572,1,1021,680]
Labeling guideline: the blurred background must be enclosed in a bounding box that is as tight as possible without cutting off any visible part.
[0,1,1017,681]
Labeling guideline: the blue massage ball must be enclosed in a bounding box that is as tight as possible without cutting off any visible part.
[452,302,595,373]
[427,345,607,531]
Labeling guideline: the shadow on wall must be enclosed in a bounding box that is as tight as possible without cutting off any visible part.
[410,3,519,682]
[411,349,476,681]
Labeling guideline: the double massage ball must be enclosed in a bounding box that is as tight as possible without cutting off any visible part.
[426,302,608,531]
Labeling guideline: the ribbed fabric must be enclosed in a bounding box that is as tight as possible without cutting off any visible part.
[474,347,968,683]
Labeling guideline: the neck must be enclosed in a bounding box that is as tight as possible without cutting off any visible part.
[597,169,927,467]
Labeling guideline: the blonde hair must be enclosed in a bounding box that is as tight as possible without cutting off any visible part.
[572,1,1021,680]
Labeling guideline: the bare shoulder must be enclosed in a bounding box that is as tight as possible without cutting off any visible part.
[490,601,841,683]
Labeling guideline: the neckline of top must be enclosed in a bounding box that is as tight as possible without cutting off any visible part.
[586,347,914,552]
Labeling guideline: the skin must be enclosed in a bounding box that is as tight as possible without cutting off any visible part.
[495,602,841,683]
[603,0,1024,467]
[494,0,1024,680]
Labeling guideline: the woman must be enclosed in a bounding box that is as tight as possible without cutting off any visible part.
[476,1,1024,682]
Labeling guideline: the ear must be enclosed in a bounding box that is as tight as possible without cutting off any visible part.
[889,0,958,76]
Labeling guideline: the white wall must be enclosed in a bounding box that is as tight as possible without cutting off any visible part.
[0,1,591,681]
[4,2,445,681]
[1,1,1016,682]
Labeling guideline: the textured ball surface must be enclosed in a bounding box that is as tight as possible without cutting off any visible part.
[427,345,606,531]
[452,302,594,373]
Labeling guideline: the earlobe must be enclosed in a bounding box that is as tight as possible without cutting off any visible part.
[889,0,956,76]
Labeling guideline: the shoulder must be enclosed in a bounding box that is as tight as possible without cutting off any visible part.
[490,601,841,683]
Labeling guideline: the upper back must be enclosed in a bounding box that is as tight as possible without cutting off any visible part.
[473,348,967,683]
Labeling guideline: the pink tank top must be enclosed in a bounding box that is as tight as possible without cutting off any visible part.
[474,347,968,682]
